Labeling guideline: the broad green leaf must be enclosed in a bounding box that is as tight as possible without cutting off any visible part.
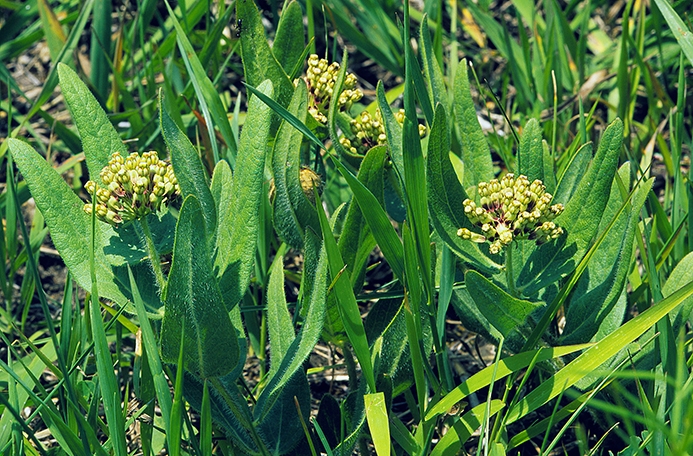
[424,343,590,421]
[266,253,295,379]
[210,159,233,231]
[553,142,592,205]
[516,119,624,297]
[271,81,319,249]
[237,0,294,108]
[9,139,129,305]
[331,156,405,283]
[430,401,505,456]
[161,94,217,242]
[465,270,542,345]
[338,145,387,292]
[316,190,376,392]
[426,104,500,272]
[57,63,127,185]
[562,164,652,344]
[180,371,257,454]
[215,80,273,310]
[419,15,447,111]
[255,235,328,420]
[165,1,237,161]
[516,118,545,183]
[365,392,390,456]
[161,196,239,378]
[255,371,311,453]
[451,283,504,344]
[365,298,415,395]
[453,59,494,189]
[272,1,305,75]
[505,278,693,424]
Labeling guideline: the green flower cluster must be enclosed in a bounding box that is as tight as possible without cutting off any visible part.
[84,151,180,226]
[457,174,564,254]
[339,108,427,155]
[304,54,362,124]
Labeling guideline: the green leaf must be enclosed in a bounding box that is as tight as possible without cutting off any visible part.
[453,59,494,189]
[365,392,390,456]
[129,267,173,449]
[426,104,500,272]
[237,0,294,108]
[331,157,406,283]
[338,145,387,291]
[9,139,129,305]
[517,118,545,183]
[419,15,447,111]
[516,119,624,297]
[214,80,273,310]
[553,143,592,205]
[562,164,652,344]
[210,159,233,230]
[272,1,305,75]
[165,1,237,161]
[57,63,127,186]
[271,81,319,249]
[402,115,432,296]
[161,195,239,378]
[255,234,328,421]
[377,82,404,177]
[316,188,376,393]
[465,270,542,345]
[652,0,693,67]
[266,253,295,379]
[504,278,693,424]
[160,93,217,243]
[662,251,693,333]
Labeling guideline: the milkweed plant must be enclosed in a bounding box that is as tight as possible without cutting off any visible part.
[6,0,693,455]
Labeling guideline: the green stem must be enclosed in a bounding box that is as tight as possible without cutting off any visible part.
[139,216,166,290]
[505,243,518,298]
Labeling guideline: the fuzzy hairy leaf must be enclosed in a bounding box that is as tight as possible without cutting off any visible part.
[516,119,624,297]
[453,59,494,189]
[160,196,239,378]
[215,80,273,310]
[237,0,294,108]
[427,104,500,272]
[562,164,652,344]
[9,139,129,305]
[271,81,318,248]
[161,94,217,242]
[57,63,127,185]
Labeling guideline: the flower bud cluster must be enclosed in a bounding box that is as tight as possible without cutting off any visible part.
[84,151,180,226]
[339,108,427,155]
[457,174,564,254]
[304,54,363,124]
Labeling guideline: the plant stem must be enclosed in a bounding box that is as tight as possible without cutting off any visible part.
[505,244,518,298]
[139,216,166,290]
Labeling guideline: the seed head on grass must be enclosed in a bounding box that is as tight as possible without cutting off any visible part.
[84,151,181,226]
[304,54,363,124]
[457,174,564,254]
